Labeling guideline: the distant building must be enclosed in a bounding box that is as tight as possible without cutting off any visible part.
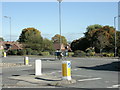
[0,41,4,50]
[53,43,65,51]
[1,41,23,51]
[53,43,72,51]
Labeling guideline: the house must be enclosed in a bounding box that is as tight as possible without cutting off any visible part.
[53,43,65,51]
[2,41,23,51]
[0,41,4,50]
[53,43,72,51]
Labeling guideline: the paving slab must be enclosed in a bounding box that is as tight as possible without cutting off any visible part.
[8,73,76,87]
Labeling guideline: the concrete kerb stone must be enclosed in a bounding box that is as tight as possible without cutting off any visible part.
[8,73,76,87]
[47,79,76,86]
[0,63,32,68]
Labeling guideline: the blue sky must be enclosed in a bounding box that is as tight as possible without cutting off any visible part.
[1,2,118,41]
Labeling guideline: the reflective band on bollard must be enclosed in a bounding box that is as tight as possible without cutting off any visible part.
[35,60,42,76]
[24,56,29,65]
[3,52,6,57]
[62,61,71,80]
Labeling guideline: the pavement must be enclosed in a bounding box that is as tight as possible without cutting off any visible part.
[1,56,120,88]
[6,72,76,88]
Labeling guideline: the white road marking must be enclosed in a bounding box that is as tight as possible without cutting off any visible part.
[58,71,61,72]
[107,84,120,88]
[73,69,78,71]
[73,75,91,77]
[78,78,101,82]
[50,72,55,74]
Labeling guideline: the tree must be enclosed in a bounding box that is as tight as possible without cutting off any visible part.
[117,31,120,55]
[0,37,4,41]
[71,25,116,54]
[86,24,102,32]
[71,37,90,52]
[92,29,109,53]
[85,25,115,52]
[18,28,43,43]
[52,34,67,45]
[43,38,54,51]
[85,24,102,47]
[18,27,43,51]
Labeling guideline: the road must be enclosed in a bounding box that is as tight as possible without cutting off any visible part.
[0,56,120,88]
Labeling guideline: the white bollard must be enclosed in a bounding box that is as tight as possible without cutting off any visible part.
[35,60,42,76]
[24,56,29,65]
[62,61,72,80]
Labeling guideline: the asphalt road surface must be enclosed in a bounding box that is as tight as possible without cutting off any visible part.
[0,56,120,88]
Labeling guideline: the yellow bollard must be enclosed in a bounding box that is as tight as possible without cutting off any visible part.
[3,52,6,57]
[62,61,71,80]
[24,56,29,65]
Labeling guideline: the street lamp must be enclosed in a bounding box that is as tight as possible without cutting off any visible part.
[4,16,11,41]
[57,0,62,51]
[114,15,120,57]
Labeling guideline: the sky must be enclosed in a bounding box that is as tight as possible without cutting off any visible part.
[1,1,119,42]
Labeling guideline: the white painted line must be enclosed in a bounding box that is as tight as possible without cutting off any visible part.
[107,84,120,88]
[73,75,92,77]
[78,78,101,82]
[73,69,78,71]
[58,71,61,72]
[50,72,55,74]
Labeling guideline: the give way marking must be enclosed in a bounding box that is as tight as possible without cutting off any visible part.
[78,78,102,82]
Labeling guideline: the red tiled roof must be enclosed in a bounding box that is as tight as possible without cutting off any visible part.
[53,43,65,50]
[2,41,23,50]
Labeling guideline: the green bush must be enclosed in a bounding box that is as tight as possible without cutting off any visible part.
[117,49,120,56]
[26,48,32,55]
[41,51,50,56]
[31,50,38,55]
[17,49,26,55]
[102,53,114,57]
[8,50,18,55]
[68,52,74,57]
[73,50,86,57]
[85,47,95,56]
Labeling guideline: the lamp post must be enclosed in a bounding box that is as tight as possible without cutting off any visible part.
[57,0,62,51]
[114,15,120,57]
[4,16,11,41]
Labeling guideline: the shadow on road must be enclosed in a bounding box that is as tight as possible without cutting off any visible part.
[77,61,120,72]
[35,77,61,81]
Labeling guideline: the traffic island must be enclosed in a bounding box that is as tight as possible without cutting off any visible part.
[47,79,76,86]
[0,63,32,68]
[8,74,76,88]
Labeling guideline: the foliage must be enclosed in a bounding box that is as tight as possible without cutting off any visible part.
[18,28,43,43]
[117,31,120,49]
[68,52,74,57]
[0,37,4,41]
[117,47,120,56]
[85,47,95,56]
[8,50,18,55]
[40,51,50,56]
[71,37,90,52]
[71,24,117,56]
[17,27,55,54]
[86,24,102,32]
[26,48,32,55]
[43,38,55,52]
[52,34,67,45]
[31,50,38,55]
[92,29,110,53]
[17,49,26,55]
[73,50,86,57]
[102,53,114,57]
[25,43,43,51]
